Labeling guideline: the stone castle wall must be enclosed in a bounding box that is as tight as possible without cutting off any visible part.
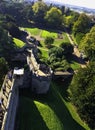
[0,74,23,130]
[1,80,19,130]
[27,49,52,94]
[0,47,52,130]
[31,74,51,94]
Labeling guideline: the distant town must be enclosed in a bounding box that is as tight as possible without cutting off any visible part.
[25,0,95,14]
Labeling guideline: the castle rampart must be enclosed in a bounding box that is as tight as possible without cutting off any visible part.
[0,69,24,130]
[0,44,52,129]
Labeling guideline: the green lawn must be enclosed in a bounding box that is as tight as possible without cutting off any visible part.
[22,27,69,49]
[52,82,90,130]
[70,62,81,70]
[34,101,63,130]
[40,32,69,45]
[19,27,81,71]
[71,34,77,44]
[63,32,70,43]
[38,40,49,58]
[18,81,90,130]
[53,39,64,47]
[24,27,41,36]
[13,38,25,48]
[38,47,49,58]
[41,30,58,38]
[40,40,46,48]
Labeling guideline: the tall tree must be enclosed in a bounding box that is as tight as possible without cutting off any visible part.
[45,7,63,28]
[0,25,15,61]
[64,11,79,31]
[79,26,95,61]
[44,36,54,48]
[32,0,48,23]
[73,13,91,36]
[48,47,70,71]
[60,5,65,14]
[22,5,33,21]
[70,62,95,129]
[6,22,21,38]
[60,42,74,56]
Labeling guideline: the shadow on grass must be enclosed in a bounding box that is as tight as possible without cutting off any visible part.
[18,82,86,130]
[35,84,86,130]
[67,54,86,65]
[50,84,86,130]
[18,96,49,130]
[53,76,73,101]
[19,21,62,35]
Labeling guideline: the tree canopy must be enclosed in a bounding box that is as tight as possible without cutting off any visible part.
[73,13,91,35]
[45,7,63,28]
[6,22,21,38]
[0,1,95,129]
[79,26,95,61]
[32,0,47,22]
[48,47,70,71]
[60,42,74,56]
[44,36,54,48]
[70,62,95,129]
[0,25,16,61]
[64,11,79,30]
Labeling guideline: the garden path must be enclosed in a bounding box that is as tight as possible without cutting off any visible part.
[34,30,44,41]
[64,28,87,68]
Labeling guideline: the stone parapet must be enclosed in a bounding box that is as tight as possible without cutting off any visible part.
[0,74,19,130]
[27,49,52,94]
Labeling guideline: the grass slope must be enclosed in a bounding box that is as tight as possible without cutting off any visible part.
[41,30,57,38]
[18,81,90,130]
[70,62,81,70]
[38,47,49,58]
[13,38,25,48]
[24,28,41,36]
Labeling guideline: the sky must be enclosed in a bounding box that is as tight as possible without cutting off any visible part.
[46,0,95,9]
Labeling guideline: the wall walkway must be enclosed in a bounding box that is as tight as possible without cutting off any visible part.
[0,73,19,130]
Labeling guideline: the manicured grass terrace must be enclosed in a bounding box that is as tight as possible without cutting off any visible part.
[38,47,49,58]
[41,30,58,38]
[13,38,25,48]
[18,82,90,130]
[70,61,81,70]
[22,27,81,69]
[23,27,70,47]
[24,27,41,36]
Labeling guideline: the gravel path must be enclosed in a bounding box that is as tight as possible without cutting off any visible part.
[64,28,86,68]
